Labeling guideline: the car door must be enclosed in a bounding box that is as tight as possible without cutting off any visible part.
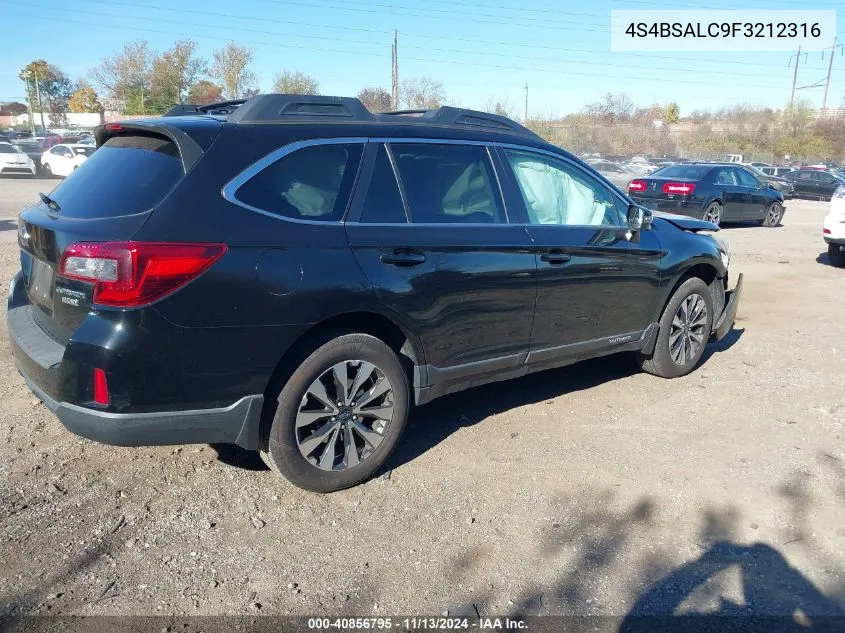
[815,171,841,199]
[497,146,664,361]
[345,141,537,377]
[710,167,746,220]
[790,171,814,198]
[734,167,770,220]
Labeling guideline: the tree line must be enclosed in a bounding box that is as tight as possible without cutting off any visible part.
[15,39,453,125]
[528,93,845,163]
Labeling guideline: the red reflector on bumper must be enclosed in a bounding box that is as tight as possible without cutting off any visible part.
[93,368,109,405]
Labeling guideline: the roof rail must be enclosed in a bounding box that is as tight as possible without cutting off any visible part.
[228,94,375,123]
[376,106,540,138]
[163,100,247,117]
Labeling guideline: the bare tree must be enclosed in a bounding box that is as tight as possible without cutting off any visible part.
[357,87,392,112]
[399,76,445,110]
[150,39,207,109]
[272,71,319,95]
[89,40,153,114]
[480,96,517,119]
[210,43,258,100]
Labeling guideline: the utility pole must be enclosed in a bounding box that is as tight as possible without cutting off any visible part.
[523,83,528,121]
[789,45,802,108]
[22,74,36,136]
[822,36,840,110]
[391,30,399,111]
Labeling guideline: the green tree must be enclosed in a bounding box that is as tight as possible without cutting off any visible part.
[210,43,258,100]
[89,40,153,115]
[187,80,223,105]
[19,60,72,127]
[357,87,392,112]
[149,39,207,112]
[664,102,680,124]
[68,84,103,113]
[272,70,319,95]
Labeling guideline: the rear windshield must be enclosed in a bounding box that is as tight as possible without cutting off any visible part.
[651,164,711,180]
[48,135,182,219]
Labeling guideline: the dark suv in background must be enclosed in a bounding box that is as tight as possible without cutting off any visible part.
[9,95,742,492]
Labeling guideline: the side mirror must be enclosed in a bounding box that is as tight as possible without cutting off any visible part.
[766,182,777,190]
[627,204,653,231]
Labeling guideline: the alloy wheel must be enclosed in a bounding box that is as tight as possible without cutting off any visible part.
[704,204,721,225]
[669,294,708,366]
[766,203,782,226]
[295,360,394,471]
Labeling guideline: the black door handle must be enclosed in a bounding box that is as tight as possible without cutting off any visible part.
[380,250,426,266]
[540,251,571,264]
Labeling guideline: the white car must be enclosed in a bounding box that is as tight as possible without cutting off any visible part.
[824,185,845,267]
[0,142,36,177]
[41,143,95,177]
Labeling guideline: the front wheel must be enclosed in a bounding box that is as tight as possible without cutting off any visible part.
[638,277,714,378]
[263,333,410,492]
[703,202,722,226]
[829,243,845,268]
[42,162,53,177]
[761,201,783,227]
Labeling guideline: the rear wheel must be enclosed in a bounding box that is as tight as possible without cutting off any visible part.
[829,243,845,268]
[42,162,53,177]
[263,333,410,492]
[638,277,714,378]
[761,201,783,227]
[703,202,722,226]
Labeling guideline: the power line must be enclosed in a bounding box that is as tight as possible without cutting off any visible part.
[71,0,831,70]
[1,4,800,91]
[21,0,818,82]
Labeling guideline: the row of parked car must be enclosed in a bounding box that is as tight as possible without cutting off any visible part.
[0,130,96,178]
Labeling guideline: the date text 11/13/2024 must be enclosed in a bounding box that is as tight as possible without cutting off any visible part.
[307,617,528,630]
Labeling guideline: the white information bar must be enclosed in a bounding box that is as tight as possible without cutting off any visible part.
[610,10,836,51]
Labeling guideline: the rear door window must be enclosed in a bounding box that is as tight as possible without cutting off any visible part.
[390,143,504,224]
[712,168,736,185]
[236,143,363,221]
[47,135,183,218]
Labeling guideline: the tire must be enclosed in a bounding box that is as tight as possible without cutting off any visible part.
[761,201,783,227]
[829,243,845,268]
[703,202,722,226]
[263,333,410,492]
[638,277,714,379]
[42,162,53,177]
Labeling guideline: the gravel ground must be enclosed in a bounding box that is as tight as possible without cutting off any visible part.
[1,178,844,620]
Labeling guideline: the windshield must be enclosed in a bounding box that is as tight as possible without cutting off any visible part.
[651,164,711,179]
[71,146,94,157]
[744,165,766,177]
[0,143,22,154]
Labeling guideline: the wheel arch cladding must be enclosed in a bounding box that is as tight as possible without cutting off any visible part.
[656,262,720,324]
[258,310,423,445]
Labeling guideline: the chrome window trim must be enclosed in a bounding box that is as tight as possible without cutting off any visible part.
[221,136,368,225]
[221,135,631,228]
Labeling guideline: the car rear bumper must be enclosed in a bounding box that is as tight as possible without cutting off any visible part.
[7,273,265,450]
[21,372,263,449]
[712,273,743,341]
[631,196,703,217]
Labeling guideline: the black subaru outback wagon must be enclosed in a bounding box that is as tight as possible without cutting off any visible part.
[9,95,742,492]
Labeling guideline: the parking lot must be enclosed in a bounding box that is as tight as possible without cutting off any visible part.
[1,177,844,618]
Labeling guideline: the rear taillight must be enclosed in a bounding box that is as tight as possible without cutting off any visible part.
[662,182,696,195]
[628,180,647,192]
[59,242,227,307]
[824,228,831,235]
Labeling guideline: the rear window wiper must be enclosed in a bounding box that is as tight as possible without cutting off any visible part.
[38,192,60,213]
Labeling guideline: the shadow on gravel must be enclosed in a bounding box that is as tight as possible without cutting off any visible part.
[815,251,842,268]
[210,443,268,471]
[448,481,844,630]
[389,327,744,473]
[387,354,639,473]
